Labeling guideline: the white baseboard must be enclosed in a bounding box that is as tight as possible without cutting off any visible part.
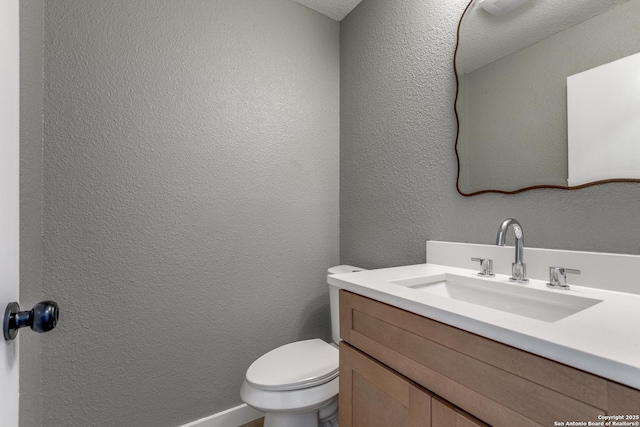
[180,404,264,427]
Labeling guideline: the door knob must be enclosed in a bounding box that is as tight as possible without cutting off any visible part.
[3,301,60,341]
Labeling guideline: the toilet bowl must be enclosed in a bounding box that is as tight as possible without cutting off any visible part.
[240,339,339,427]
[240,265,365,427]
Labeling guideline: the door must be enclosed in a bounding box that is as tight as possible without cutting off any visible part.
[339,343,432,427]
[431,397,489,427]
[1,0,20,426]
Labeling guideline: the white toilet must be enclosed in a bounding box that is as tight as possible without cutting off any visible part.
[240,265,365,427]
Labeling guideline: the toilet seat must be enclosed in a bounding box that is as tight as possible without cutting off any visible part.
[245,339,339,392]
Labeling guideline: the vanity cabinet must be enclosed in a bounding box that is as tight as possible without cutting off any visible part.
[339,290,640,426]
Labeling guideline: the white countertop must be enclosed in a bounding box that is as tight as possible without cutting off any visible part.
[329,263,640,390]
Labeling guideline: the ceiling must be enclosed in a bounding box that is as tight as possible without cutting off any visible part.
[292,0,364,21]
[458,0,632,73]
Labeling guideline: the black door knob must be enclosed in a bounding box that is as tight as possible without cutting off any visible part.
[3,301,60,341]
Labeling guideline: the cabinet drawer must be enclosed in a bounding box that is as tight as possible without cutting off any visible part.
[340,290,640,426]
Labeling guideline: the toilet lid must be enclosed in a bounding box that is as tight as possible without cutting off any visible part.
[246,339,339,392]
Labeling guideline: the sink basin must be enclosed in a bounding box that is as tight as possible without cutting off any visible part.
[390,273,602,322]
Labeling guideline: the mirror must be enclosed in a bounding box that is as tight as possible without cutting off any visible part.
[455,0,640,195]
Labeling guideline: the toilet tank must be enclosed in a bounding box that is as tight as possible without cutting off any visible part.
[327,265,366,344]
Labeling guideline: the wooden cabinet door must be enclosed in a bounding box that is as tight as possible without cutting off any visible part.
[432,397,489,427]
[340,342,432,427]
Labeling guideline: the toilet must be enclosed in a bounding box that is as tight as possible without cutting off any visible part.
[240,265,365,427]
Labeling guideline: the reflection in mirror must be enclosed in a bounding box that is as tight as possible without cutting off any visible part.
[567,52,640,186]
[455,0,640,195]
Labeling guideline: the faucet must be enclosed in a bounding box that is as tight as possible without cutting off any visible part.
[496,218,528,283]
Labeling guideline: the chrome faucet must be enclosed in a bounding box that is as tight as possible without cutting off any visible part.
[496,218,528,283]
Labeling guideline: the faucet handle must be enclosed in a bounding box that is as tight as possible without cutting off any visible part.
[471,258,495,277]
[546,267,581,290]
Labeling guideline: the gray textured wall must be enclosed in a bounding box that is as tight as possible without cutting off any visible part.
[340,0,640,270]
[42,1,339,426]
[458,0,640,192]
[20,1,44,426]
